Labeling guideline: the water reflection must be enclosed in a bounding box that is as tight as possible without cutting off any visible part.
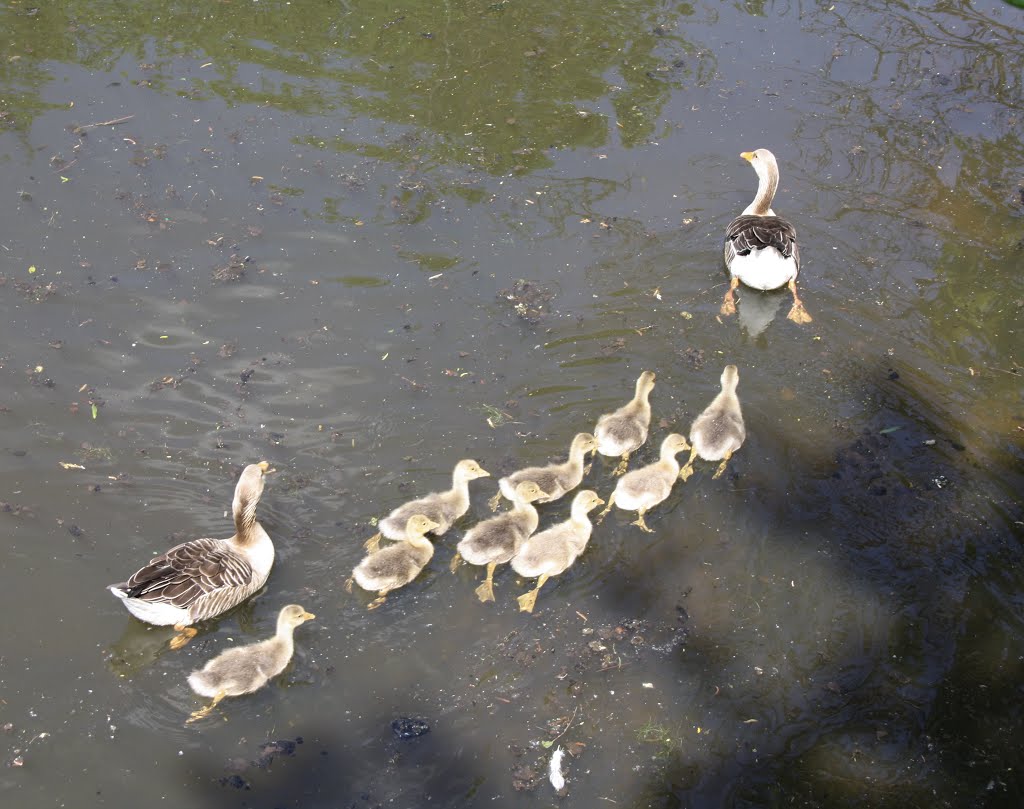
[735,289,785,339]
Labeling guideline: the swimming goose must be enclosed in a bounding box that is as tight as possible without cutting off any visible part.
[347,515,441,609]
[451,480,547,603]
[722,149,812,324]
[108,462,274,650]
[488,432,597,511]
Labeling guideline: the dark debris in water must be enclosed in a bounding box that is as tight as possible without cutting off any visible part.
[255,737,302,768]
[679,346,705,370]
[498,279,556,325]
[212,253,249,283]
[3,278,60,302]
[391,716,430,739]
[217,773,250,790]
[0,500,35,518]
[217,736,304,789]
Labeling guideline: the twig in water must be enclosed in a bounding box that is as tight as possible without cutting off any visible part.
[548,704,579,745]
[73,115,135,134]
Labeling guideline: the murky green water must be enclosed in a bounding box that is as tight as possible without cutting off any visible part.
[1,0,1022,806]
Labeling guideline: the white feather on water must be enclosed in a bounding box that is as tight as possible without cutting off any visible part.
[548,745,566,791]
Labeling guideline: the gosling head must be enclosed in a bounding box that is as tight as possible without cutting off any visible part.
[278,604,316,628]
[455,459,490,480]
[405,514,441,538]
[662,433,692,456]
[573,490,605,513]
[513,481,549,503]
[637,370,657,393]
[573,433,599,455]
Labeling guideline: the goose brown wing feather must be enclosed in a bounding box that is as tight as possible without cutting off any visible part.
[726,215,800,268]
[124,538,255,606]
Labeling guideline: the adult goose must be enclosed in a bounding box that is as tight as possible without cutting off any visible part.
[108,462,275,650]
[722,149,812,324]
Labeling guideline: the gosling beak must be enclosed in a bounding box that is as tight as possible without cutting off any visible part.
[740,151,755,162]
[595,498,606,506]
[479,468,491,477]
[302,612,316,621]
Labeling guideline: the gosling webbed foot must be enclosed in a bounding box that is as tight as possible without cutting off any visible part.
[517,590,539,613]
[612,454,631,476]
[631,512,654,533]
[169,625,198,650]
[186,691,225,724]
[474,580,496,603]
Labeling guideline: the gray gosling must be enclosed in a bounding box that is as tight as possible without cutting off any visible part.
[452,481,548,603]
[186,603,314,724]
[511,490,604,613]
[597,433,691,533]
[680,365,746,482]
[363,460,489,553]
[594,371,656,475]
[488,432,597,511]
[347,515,441,609]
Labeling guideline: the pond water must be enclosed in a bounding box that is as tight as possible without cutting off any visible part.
[1,1,1022,806]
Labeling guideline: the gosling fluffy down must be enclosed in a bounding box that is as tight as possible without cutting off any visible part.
[186,603,314,722]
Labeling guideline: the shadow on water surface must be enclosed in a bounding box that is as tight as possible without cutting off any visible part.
[611,362,1024,808]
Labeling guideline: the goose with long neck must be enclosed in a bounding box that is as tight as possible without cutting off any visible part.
[108,461,276,649]
[363,459,490,552]
[186,603,315,723]
[722,149,812,324]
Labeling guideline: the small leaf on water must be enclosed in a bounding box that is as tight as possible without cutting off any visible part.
[879,426,901,434]
[28,265,37,274]
[91,403,98,419]
[540,740,553,749]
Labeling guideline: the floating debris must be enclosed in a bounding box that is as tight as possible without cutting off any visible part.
[548,746,566,792]
[498,279,555,325]
[391,716,430,739]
